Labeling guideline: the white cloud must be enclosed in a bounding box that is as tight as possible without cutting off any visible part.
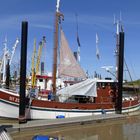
[63,13,114,31]
[31,24,53,30]
[0,12,54,30]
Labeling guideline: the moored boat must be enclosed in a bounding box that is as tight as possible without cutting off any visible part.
[0,0,140,120]
[0,79,139,119]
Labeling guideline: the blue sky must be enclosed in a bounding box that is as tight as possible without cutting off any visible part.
[0,0,140,81]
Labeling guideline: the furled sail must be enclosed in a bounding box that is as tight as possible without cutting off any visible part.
[58,29,86,79]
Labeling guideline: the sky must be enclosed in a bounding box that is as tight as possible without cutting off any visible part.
[0,0,140,81]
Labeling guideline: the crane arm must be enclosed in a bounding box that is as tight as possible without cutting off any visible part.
[9,38,19,65]
[36,41,43,75]
[31,39,36,87]
[31,37,46,87]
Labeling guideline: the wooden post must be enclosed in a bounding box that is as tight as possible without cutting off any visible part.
[5,59,10,89]
[19,21,28,123]
[116,32,124,114]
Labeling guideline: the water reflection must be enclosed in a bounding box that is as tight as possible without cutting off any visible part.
[123,123,140,140]
[47,117,140,140]
[9,115,140,140]
[52,123,124,140]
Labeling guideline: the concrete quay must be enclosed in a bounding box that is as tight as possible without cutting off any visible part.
[0,110,139,135]
[2,112,139,133]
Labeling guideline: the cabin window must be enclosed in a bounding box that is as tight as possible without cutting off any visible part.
[102,83,105,88]
[39,79,43,82]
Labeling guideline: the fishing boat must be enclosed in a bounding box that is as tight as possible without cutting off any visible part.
[0,0,140,121]
[0,79,139,120]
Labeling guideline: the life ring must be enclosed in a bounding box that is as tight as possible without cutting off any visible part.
[109,89,113,96]
[109,89,116,102]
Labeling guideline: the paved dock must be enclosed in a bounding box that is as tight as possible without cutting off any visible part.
[1,111,140,134]
[0,113,131,133]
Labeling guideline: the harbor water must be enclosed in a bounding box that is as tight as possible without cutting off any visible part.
[1,112,140,140]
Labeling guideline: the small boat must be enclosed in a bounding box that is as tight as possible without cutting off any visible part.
[32,135,58,140]
[0,125,12,140]
[0,0,139,120]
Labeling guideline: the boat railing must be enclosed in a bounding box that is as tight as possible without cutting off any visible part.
[1,87,18,94]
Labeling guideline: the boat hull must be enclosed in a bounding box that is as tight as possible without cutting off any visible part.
[0,89,140,119]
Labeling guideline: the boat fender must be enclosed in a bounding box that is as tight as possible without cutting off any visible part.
[32,135,58,140]
[56,115,65,119]
[101,109,106,114]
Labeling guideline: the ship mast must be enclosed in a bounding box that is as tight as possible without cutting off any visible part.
[114,13,123,80]
[2,37,9,85]
[52,0,64,95]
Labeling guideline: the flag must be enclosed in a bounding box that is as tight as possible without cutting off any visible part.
[96,46,100,59]
[96,33,100,59]
[96,33,99,44]
[77,34,81,47]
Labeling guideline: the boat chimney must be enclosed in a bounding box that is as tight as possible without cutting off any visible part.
[116,31,124,114]
[19,21,28,123]
[14,70,17,85]
[41,62,44,75]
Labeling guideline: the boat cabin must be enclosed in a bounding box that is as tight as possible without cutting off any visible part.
[57,78,117,104]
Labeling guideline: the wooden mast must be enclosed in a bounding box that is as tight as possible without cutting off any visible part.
[52,0,64,95]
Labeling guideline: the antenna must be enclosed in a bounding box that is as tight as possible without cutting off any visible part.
[113,14,116,25]
[56,0,60,12]
[75,13,79,35]
[120,11,124,32]
[120,11,122,22]
[101,66,113,72]
[101,66,116,78]
[113,12,123,33]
